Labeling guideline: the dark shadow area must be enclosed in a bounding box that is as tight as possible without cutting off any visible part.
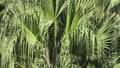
[0,4,5,12]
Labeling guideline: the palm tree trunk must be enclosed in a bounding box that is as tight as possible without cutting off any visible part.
[46,42,50,66]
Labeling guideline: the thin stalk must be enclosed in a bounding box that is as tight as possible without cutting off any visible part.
[53,19,57,67]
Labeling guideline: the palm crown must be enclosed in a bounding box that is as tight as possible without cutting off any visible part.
[0,0,120,68]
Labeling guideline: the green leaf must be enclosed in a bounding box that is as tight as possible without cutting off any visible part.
[113,63,120,68]
[41,0,54,19]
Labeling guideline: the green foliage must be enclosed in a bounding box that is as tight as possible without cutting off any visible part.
[0,0,120,68]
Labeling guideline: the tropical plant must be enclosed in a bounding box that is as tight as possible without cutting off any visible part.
[0,0,120,68]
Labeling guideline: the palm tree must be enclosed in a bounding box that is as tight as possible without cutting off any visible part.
[0,0,120,68]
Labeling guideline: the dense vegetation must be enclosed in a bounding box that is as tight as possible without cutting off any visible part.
[0,0,120,68]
